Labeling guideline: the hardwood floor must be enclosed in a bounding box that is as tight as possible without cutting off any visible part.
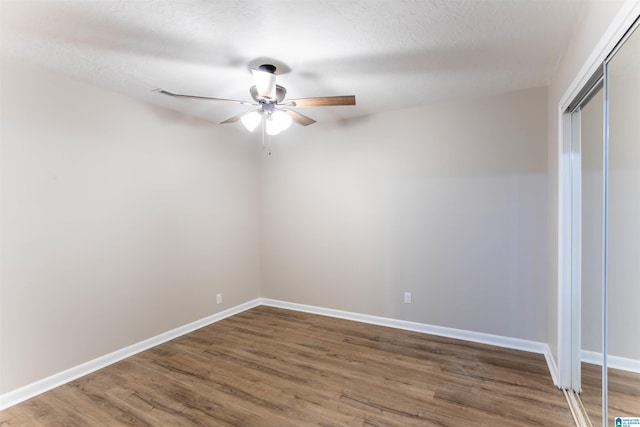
[580,362,640,426]
[1,306,575,426]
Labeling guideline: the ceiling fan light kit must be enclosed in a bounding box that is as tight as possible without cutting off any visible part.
[155,63,356,142]
[265,110,293,135]
[240,111,261,132]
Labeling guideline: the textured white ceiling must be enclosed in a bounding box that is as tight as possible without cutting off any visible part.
[1,0,587,127]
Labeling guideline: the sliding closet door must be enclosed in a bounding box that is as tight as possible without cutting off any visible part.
[605,22,640,425]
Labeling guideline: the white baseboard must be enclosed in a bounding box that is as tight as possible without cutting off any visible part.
[1,297,566,411]
[545,346,561,387]
[581,349,640,373]
[0,298,261,411]
[260,298,558,381]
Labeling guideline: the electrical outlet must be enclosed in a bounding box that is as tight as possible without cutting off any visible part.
[216,293,222,304]
[404,292,412,304]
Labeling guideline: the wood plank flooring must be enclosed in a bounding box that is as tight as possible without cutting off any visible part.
[580,362,640,426]
[1,306,575,426]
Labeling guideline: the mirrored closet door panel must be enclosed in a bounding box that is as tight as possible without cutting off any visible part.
[605,20,640,426]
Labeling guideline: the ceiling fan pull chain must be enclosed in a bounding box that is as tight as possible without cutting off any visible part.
[261,115,269,155]
[262,119,273,155]
[261,115,266,150]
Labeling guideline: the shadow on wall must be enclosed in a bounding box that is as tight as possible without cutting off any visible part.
[273,86,548,178]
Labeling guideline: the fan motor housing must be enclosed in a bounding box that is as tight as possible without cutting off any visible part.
[250,84,287,103]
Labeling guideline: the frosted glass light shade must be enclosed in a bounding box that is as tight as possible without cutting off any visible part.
[266,110,292,135]
[241,111,261,132]
[265,115,281,135]
[273,110,292,132]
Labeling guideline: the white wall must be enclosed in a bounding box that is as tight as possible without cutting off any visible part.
[261,87,549,342]
[0,58,261,394]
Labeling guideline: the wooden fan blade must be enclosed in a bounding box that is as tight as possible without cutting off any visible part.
[251,69,277,100]
[287,95,356,107]
[286,109,316,126]
[154,88,251,105]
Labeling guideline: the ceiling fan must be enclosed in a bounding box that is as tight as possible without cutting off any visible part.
[155,64,356,136]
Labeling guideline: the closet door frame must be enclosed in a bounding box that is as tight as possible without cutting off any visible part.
[557,0,639,394]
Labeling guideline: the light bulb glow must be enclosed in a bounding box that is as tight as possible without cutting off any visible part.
[272,110,292,132]
[265,114,281,135]
[241,111,261,132]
